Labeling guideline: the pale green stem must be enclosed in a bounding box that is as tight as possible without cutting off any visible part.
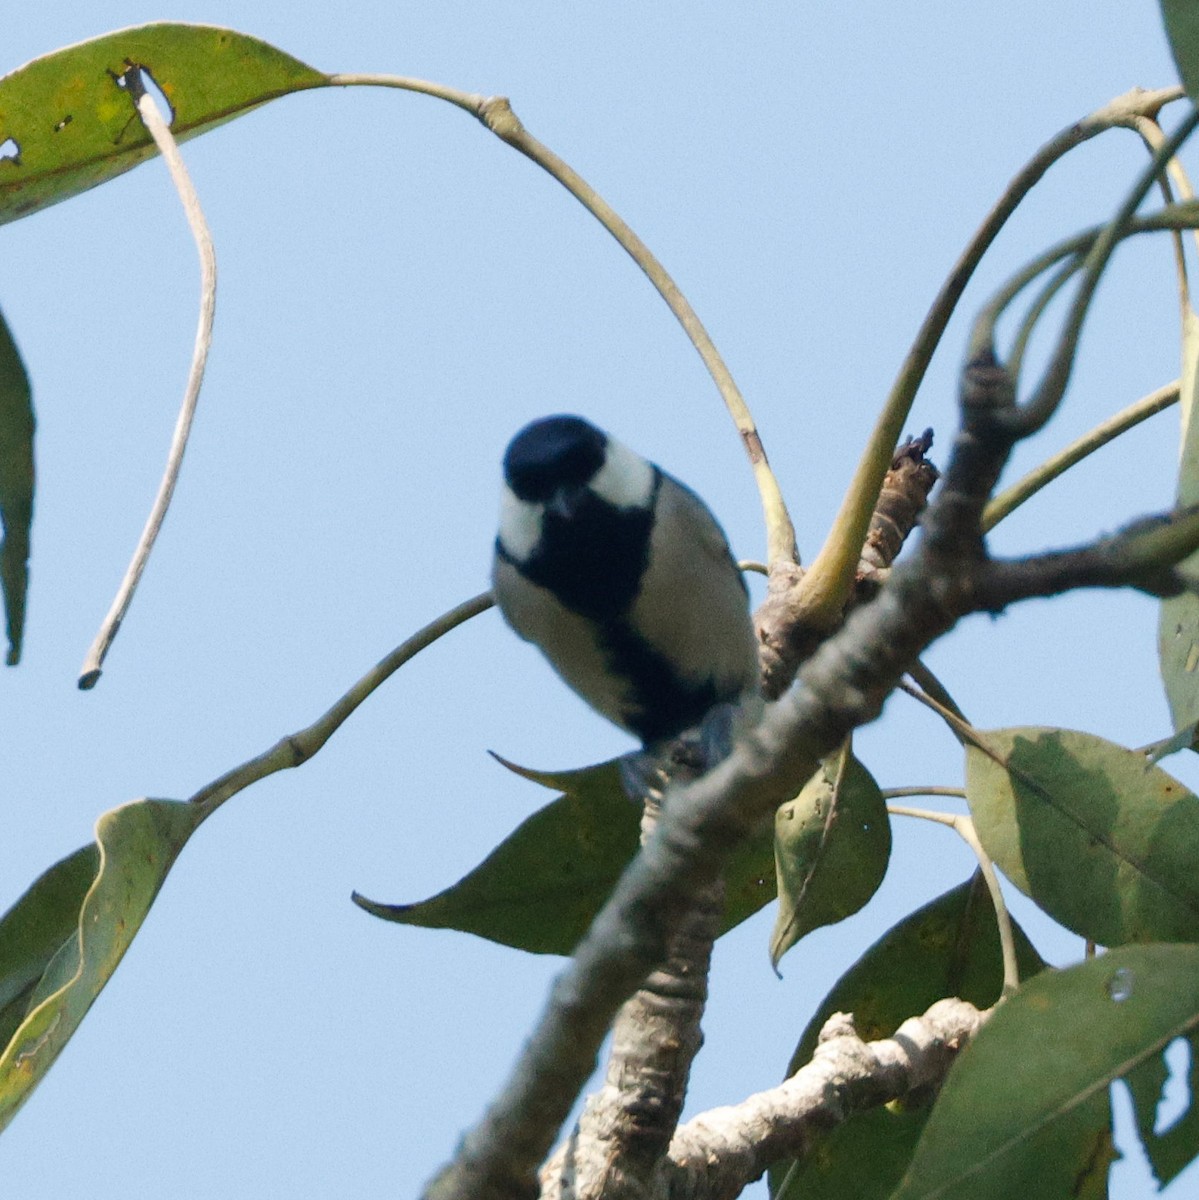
[190,592,494,810]
[1125,114,1197,313]
[798,87,1185,630]
[972,203,1199,374]
[328,74,796,564]
[982,381,1180,532]
[1007,257,1081,386]
[888,804,1020,997]
[985,110,1199,435]
[881,786,967,801]
[885,86,1183,450]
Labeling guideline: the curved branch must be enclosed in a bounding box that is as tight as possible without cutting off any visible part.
[331,74,796,565]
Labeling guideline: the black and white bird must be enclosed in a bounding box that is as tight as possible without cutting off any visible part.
[491,415,761,756]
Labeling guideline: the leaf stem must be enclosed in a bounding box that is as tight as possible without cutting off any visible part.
[982,380,1180,532]
[881,786,967,801]
[888,805,1019,996]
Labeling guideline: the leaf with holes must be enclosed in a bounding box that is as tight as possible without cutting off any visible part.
[769,745,890,970]
[893,944,1199,1200]
[0,305,32,663]
[355,755,777,954]
[1124,1028,1199,1187]
[0,797,209,1131]
[769,874,1046,1200]
[1159,302,1199,741]
[965,727,1199,946]
[0,23,328,224]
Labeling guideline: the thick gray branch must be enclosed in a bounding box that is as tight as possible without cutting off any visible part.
[539,785,725,1200]
[424,357,1018,1200]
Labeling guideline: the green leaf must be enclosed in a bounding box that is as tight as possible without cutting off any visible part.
[893,944,1199,1200]
[722,815,777,934]
[769,875,1045,1200]
[0,844,98,1049]
[355,755,778,955]
[0,305,32,664]
[353,760,642,955]
[1159,303,1199,739]
[1124,1030,1199,1186]
[965,726,1199,945]
[0,23,328,225]
[1161,1,1199,105]
[769,746,889,970]
[0,798,206,1131]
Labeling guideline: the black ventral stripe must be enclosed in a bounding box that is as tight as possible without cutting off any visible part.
[599,618,720,743]
[518,473,661,621]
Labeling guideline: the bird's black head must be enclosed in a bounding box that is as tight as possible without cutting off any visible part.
[503,415,608,503]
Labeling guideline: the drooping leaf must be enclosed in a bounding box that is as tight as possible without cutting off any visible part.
[965,726,1199,945]
[1161,2,1199,105]
[0,305,32,663]
[0,797,208,1130]
[893,944,1199,1200]
[769,874,1045,1200]
[0,844,98,1049]
[355,754,778,955]
[0,23,328,225]
[769,745,889,970]
[1159,302,1199,740]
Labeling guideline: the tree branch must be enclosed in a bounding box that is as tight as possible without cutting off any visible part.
[665,1000,985,1200]
[423,355,1024,1200]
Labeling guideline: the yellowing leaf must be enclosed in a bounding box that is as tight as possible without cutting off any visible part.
[0,23,327,224]
[0,798,208,1130]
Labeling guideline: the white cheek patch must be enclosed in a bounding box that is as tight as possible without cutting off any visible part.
[498,485,544,562]
[590,438,656,509]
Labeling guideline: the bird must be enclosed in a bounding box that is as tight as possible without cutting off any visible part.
[491,414,761,760]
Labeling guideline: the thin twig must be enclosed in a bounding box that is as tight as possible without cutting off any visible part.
[189,591,494,809]
[888,805,1020,997]
[78,67,217,689]
[982,380,1180,532]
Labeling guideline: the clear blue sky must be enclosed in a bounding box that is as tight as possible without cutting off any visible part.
[1,3,1195,1196]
